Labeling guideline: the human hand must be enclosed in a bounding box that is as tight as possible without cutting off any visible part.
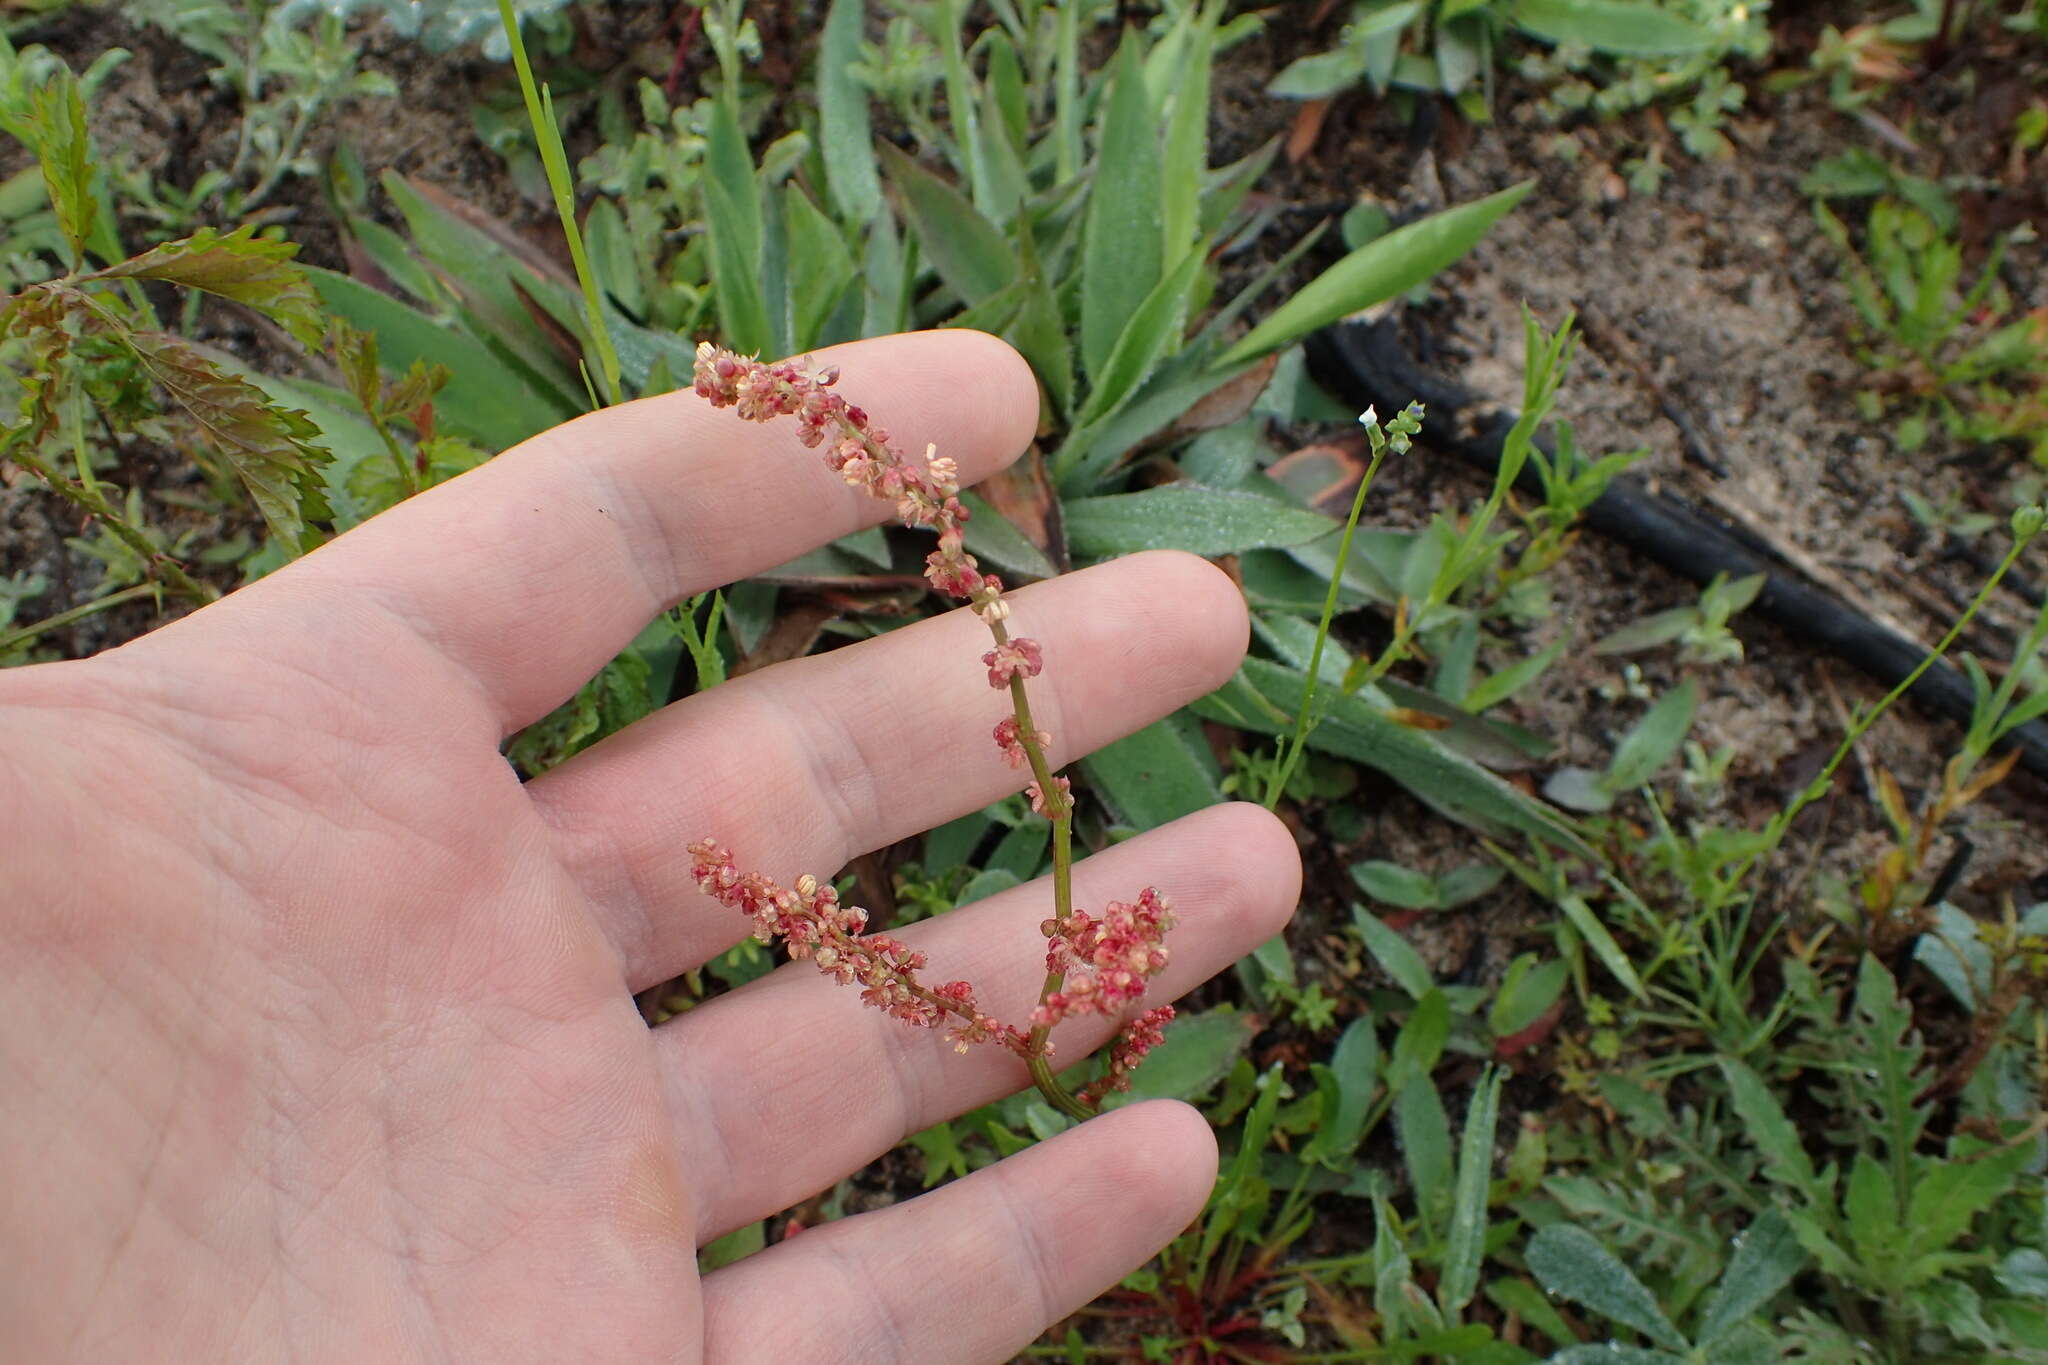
[0,330,1300,1361]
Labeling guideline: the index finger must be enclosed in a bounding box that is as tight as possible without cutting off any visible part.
[125,330,1037,736]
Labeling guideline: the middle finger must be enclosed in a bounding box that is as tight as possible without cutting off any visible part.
[528,549,1250,990]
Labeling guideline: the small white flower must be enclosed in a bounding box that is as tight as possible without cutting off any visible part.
[1358,406,1378,428]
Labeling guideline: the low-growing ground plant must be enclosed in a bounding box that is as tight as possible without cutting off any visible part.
[4,3,2047,1361]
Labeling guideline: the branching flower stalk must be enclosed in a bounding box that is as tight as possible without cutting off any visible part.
[686,344,1176,1120]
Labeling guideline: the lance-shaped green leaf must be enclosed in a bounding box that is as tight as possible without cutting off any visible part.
[1198,657,1591,853]
[878,142,1016,307]
[703,98,772,357]
[818,0,881,223]
[89,225,324,347]
[305,266,575,452]
[121,330,331,552]
[1696,1208,1804,1345]
[1072,251,1203,430]
[1064,485,1336,558]
[1080,31,1164,381]
[1527,1224,1688,1352]
[1106,1006,1256,1106]
[1438,1066,1505,1316]
[1513,0,1715,56]
[1602,677,1698,793]
[1079,712,1222,829]
[1217,182,1533,367]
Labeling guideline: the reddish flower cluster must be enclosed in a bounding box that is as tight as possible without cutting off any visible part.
[688,839,1027,1056]
[1077,1006,1176,1106]
[688,343,1181,1110]
[693,343,1006,618]
[1033,889,1177,1029]
[1026,776,1072,816]
[982,638,1044,689]
[993,717,1050,770]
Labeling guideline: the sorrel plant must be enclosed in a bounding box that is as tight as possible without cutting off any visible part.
[686,342,1174,1120]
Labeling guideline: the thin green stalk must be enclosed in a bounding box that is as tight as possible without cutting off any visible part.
[936,0,987,208]
[1001,633,1091,1123]
[498,0,624,408]
[0,582,157,655]
[1053,0,1082,185]
[1261,411,1409,806]
[1722,516,2040,901]
[9,443,215,605]
[835,411,1090,1121]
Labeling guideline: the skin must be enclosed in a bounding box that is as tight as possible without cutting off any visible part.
[0,330,1302,1363]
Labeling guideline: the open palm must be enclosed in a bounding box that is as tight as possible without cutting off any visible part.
[1,331,1299,1362]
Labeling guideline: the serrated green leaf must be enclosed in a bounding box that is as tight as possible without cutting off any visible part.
[1064,485,1334,558]
[1718,1056,1826,1202]
[1080,32,1164,382]
[91,225,324,348]
[305,266,574,451]
[879,141,1016,307]
[818,0,880,223]
[1079,712,1222,830]
[1843,1151,1898,1270]
[1903,1139,2035,1267]
[121,330,332,552]
[23,70,94,265]
[1527,1224,1688,1351]
[1512,0,1716,56]
[1218,182,1532,367]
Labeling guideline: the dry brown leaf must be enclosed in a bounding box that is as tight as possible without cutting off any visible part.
[1287,97,1332,166]
[1166,351,1281,438]
[1267,437,1371,516]
[970,443,1067,572]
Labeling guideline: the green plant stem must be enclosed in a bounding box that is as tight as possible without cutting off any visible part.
[1722,525,2037,901]
[1052,0,1081,185]
[1264,436,1392,809]
[238,100,318,216]
[0,582,157,655]
[8,444,215,605]
[998,627,1092,1124]
[498,0,624,408]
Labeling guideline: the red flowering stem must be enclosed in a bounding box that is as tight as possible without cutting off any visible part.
[688,345,1177,1123]
[997,624,1087,1119]
[827,411,1090,1117]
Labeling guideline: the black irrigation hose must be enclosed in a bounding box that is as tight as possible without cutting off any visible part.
[1304,319,2048,781]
